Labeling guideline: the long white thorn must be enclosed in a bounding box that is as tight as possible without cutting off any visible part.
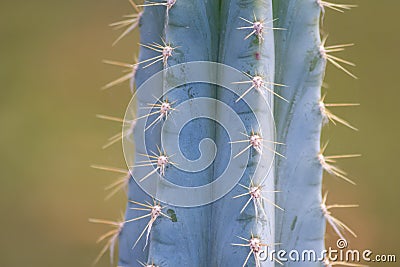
[101,60,138,90]
[110,0,143,45]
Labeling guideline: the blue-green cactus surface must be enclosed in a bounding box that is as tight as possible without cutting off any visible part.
[92,0,358,266]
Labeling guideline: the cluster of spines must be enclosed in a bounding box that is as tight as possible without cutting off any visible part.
[232,233,282,267]
[126,199,171,249]
[89,215,125,265]
[134,145,176,182]
[91,0,360,266]
[233,179,283,219]
[110,0,143,46]
[232,72,288,103]
[230,130,285,159]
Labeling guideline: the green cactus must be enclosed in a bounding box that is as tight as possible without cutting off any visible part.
[92,0,359,266]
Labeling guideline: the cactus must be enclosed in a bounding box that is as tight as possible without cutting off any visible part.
[92,0,359,266]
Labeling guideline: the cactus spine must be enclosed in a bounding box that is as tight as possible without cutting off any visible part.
[92,0,358,266]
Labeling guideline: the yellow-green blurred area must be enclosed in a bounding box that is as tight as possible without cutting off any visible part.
[0,0,398,266]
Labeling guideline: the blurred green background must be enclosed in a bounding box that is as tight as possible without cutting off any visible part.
[0,0,398,266]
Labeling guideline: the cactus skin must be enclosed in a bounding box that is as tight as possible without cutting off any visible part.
[273,1,326,266]
[92,0,357,266]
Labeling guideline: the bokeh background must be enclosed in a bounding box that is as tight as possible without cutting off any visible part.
[0,0,398,266]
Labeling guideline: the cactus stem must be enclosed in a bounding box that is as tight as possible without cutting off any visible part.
[232,234,282,267]
[89,216,124,265]
[230,130,285,158]
[101,59,138,90]
[317,0,357,14]
[237,15,285,43]
[138,40,178,68]
[110,0,143,46]
[134,147,175,182]
[233,180,283,219]
[127,199,171,249]
[136,98,177,131]
[96,114,136,149]
[321,192,358,241]
[318,143,360,185]
[233,73,288,103]
[91,164,130,199]
[319,94,359,131]
[320,37,357,79]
